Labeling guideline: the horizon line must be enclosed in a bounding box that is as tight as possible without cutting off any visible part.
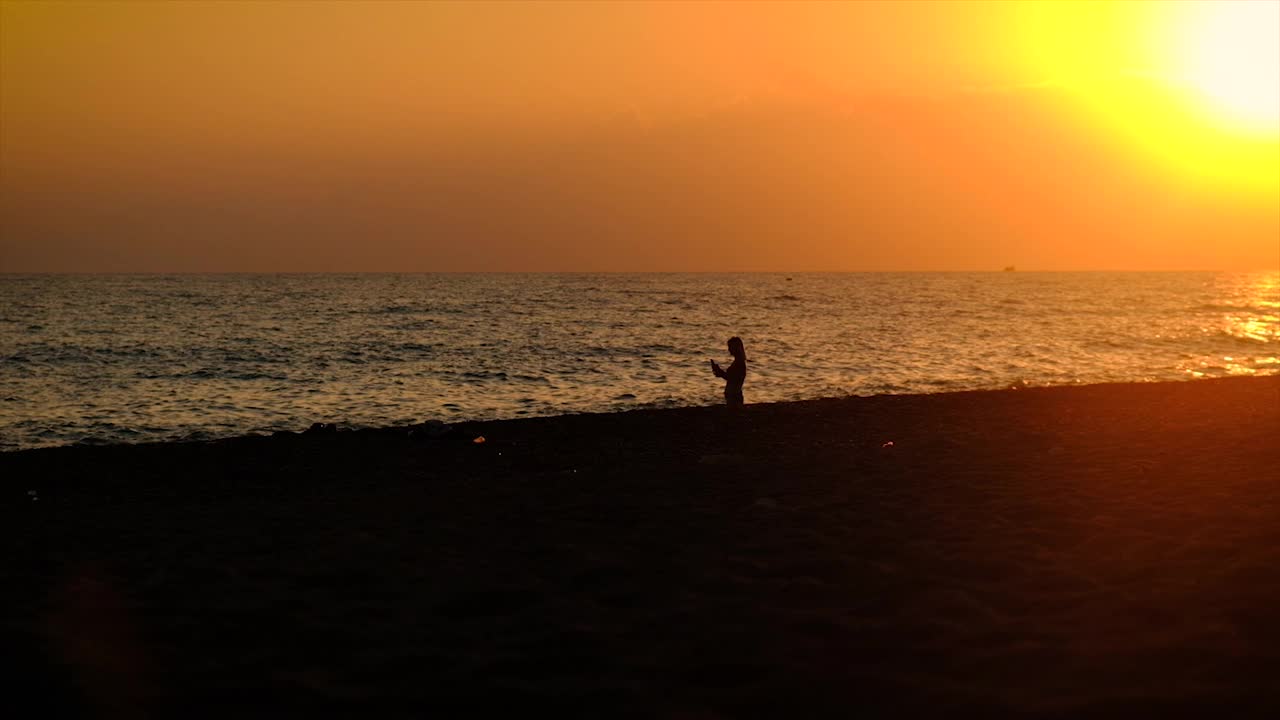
[3,268,1276,276]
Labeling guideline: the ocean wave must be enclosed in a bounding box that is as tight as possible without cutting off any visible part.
[1195,302,1277,314]
[364,304,424,315]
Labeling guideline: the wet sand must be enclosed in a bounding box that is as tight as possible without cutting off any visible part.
[5,376,1279,717]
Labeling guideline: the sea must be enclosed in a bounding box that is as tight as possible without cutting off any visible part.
[1,272,1277,451]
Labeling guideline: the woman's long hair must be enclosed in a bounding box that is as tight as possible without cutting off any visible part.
[728,336,746,361]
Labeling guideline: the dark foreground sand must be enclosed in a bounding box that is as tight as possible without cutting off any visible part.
[5,377,1279,718]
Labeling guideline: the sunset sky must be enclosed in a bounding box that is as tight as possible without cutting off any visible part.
[2,0,1277,272]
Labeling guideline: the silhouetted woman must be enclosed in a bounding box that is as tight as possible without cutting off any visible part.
[710,336,747,406]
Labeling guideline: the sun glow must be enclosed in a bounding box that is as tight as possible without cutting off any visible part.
[1169,0,1280,135]
[1014,1,1280,192]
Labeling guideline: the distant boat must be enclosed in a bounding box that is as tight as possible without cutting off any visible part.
[1003,265,1016,272]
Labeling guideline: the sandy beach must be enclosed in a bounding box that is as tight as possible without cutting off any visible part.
[5,376,1279,717]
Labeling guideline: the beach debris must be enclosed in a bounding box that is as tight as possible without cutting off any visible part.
[881,441,894,449]
[28,489,38,501]
[473,436,486,444]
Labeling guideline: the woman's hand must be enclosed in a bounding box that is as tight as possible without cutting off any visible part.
[710,360,723,377]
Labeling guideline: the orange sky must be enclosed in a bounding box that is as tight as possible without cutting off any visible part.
[1,0,1277,272]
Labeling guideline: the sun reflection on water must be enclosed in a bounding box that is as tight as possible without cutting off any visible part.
[1182,272,1280,378]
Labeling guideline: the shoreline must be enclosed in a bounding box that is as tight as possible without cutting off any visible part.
[5,374,1276,456]
[7,375,1279,716]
